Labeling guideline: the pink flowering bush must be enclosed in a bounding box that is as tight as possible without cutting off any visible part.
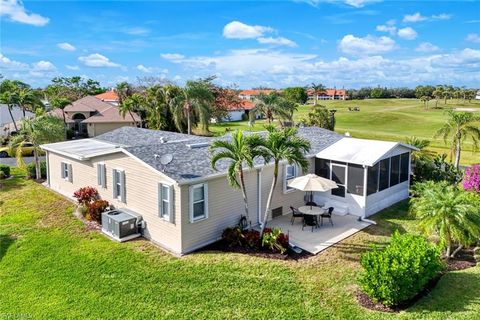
[463,165,480,193]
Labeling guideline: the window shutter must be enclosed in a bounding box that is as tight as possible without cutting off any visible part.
[112,169,117,198]
[203,183,208,218]
[68,164,73,182]
[168,185,174,223]
[61,163,65,179]
[97,164,102,186]
[101,164,106,188]
[157,183,162,217]
[120,170,126,203]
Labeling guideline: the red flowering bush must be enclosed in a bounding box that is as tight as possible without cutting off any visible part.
[262,227,289,254]
[73,187,99,207]
[87,200,110,223]
[463,164,480,193]
[242,230,261,249]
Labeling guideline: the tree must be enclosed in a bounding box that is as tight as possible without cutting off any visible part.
[310,83,326,106]
[0,80,21,131]
[253,126,310,234]
[145,84,183,132]
[405,136,435,162]
[275,99,298,126]
[250,92,281,124]
[46,76,104,101]
[432,86,443,108]
[115,81,135,106]
[210,130,261,223]
[9,115,65,179]
[283,87,308,104]
[302,105,335,130]
[435,110,480,168]
[50,97,71,128]
[178,80,214,135]
[410,181,480,258]
[119,94,142,127]
[420,96,431,109]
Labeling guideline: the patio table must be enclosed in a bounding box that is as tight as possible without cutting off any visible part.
[298,206,326,216]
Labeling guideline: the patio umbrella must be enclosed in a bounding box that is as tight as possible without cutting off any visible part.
[287,174,338,205]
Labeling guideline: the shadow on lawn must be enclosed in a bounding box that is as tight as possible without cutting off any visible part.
[0,234,16,262]
[0,175,29,192]
[407,271,480,314]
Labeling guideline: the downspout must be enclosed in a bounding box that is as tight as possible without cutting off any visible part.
[46,150,51,186]
[362,165,368,219]
[256,168,262,226]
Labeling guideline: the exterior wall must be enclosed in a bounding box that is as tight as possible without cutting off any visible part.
[47,152,183,254]
[365,181,409,217]
[225,110,245,122]
[87,122,136,137]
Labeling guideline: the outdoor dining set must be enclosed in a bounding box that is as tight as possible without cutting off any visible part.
[287,173,339,232]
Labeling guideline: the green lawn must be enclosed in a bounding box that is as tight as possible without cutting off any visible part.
[1,170,479,319]
[209,99,480,166]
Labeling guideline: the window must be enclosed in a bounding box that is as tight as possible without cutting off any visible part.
[112,169,126,202]
[379,158,390,191]
[400,153,410,182]
[315,158,330,178]
[347,164,364,196]
[61,162,72,182]
[190,183,208,222]
[97,163,106,188]
[390,155,400,187]
[367,163,379,195]
[331,164,346,197]
[284,164,297,192]
[159,183,173,221]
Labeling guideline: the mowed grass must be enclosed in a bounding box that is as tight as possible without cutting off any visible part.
[1,170,480,319]
[209,99,480,166]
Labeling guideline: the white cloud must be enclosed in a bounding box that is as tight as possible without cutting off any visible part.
[296,0,380,8]
[32,60,56,71]
[257,36,298,47]
[223,21,273,39]
[161,53,185,61]
[0,0,49,26]
[66,65,80,70]
[0,53,29,69]
[78,53,121,68]
[432,13,451,20]
[466,33,480,43]
[403,12,427,23]
[344,0,375,8]
[416,42,439,52]
[397,27,417,40]
[124,27,150,35]
[376,24,396,35]
[57,42,76,51]
[338,34,396,56]
[137,64,153,73]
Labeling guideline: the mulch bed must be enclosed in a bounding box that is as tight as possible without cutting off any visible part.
[357,247,478,312]
[200,239,312,261]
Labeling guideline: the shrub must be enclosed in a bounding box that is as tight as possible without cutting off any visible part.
[73,187,99,207]
[26,161,47,179]
[359,231,443,307]
[242,229,261,249]
[0,164,10,177]
[0,171,6,180]
[261,227,289,254]
[463,164,480,193]
[87,200,109,223]
[222,227,243,247]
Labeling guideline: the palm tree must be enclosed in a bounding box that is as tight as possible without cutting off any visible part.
[17,87,42,117]
[210,130,261,223]
[275,99,298,127]
[50,97,71,127]
[435,110,480,168]
[310,83,326,106]
[410,181,480,258]
[420,96,430,109]
[432,86,443,109]
[442,85,453,104]
[405,136,435,162]
[119,93,142,127]
[250,92,282,124]
[0,80,21,131]
[115,81,134,106]
[253,126,311,234]
[10,115,65,179]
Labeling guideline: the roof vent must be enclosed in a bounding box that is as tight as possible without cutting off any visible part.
[159,137,167,143]
[344,132,351,137]
[187,142,211,149]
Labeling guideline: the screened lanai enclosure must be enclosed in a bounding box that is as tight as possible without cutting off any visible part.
[312,138,416,217]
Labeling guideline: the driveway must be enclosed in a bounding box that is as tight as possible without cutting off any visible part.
[0,156,45,167]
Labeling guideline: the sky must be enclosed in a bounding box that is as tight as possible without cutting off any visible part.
[1,0,479,89]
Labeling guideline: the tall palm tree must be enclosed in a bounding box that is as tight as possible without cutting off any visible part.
[250,92,282,124]
[435,110,480,168]
[210,130,261,223]
[50,97,71,127]
[119,93,142,127]
[432,86,443,109]
[115,81,134,106]
[410,181,480,258]
[310,83,326,106]
[275,99,298,127]
[10,115,65,179]
[420,96,430,109]
[0,79,22,131]
[253,126,311,234]
[17,87,42,117]
[405,136,435,162]
[442,85,453,104]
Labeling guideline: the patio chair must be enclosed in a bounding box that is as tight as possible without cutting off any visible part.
[289,206,304,225]
[302,214,318,232]
[320,207,334,226]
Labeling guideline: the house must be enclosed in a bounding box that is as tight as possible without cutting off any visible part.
[95,90,120,106]
[50,95,140,138]
[239,89,275,100]
[307,88,347,102]
[476,90,480,100]
[212,100,255,123]
[41,126,416,255]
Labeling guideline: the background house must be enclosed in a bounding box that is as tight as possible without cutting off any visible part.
[307,88,347,102]
[41,126,415,255]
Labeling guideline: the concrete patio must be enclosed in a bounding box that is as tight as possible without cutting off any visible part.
[267,213,372,254]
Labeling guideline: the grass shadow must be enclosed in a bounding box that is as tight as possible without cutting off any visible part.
[0,234,16,262]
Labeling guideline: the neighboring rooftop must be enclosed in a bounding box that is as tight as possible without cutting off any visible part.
[95,90,119,102]
[41,139,122,160]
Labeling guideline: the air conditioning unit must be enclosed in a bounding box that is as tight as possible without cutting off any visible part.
[101,208,143,242]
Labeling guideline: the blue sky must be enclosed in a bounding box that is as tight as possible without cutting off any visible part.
[1,0,479,88]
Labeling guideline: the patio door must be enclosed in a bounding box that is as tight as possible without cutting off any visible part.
[331,163,346,198]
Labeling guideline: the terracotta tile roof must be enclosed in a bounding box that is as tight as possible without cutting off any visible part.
[239,89,275,96]
[95,90,119,102]
[306,88,347,96]
[226,100,255,111]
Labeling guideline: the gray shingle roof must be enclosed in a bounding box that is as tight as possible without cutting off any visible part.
[94,126,343,184]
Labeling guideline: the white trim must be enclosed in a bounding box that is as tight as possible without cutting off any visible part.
[112,168,125,202]
[159,183,174,222]
[283,163,298,194]
[189,183,208,223]
[330,162,347,198]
